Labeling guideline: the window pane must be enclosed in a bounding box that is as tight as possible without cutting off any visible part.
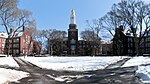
[71,39,76,44]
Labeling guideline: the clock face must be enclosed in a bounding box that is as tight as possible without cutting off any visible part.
[71,32,75,37]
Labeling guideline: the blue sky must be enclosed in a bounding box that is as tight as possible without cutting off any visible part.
[0,0,149,34]
[18,0,121,33]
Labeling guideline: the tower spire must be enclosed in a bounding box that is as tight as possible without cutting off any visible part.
[70,9,76,24]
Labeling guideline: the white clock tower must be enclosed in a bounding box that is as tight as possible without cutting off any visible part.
[70,9,76,24]
[68,9,78,55]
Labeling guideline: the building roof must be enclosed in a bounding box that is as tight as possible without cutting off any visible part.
[78,37,84,40]
[0,32,8,38]
[63,37,68,41]
[0,32,23,38]
[11,32,23,38]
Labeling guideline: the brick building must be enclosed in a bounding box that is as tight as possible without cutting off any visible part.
[113,26,136,56]
[0,33,7,54]
[102,41,113,55]
[33,41,41,55]
[113,25,150,56]
[0,27,41,56]
[140,31,150,55]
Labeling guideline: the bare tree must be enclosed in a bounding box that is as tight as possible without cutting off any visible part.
[102,0,150,55]
[84,19,102,55]
[26,19,37,55]
[101,10,126,37]
[37,29,49,54]
[80,29,96,41]
[40,29,66,55]
[0,0,33,56]
[81,28,102,55]
[27,19,37,40]
[48,30,66,55]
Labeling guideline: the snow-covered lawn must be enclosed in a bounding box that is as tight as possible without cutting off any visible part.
[1,56,150,83]
[122,57,150,67]
[21,56,150,83]
[0,57,19,67]
[122,56,150,83]
[0,57,28,83]
[21,56,124,71]
[0,68,29,84]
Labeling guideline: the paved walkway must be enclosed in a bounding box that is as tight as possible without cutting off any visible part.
[12,57,61,84]
[8,57,143,84]
[74,65,142,84]
[105,58,131,69]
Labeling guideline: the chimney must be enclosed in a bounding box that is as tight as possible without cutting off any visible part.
[23,26,25,31]
[10,28,14,33]
[119,25,124,31]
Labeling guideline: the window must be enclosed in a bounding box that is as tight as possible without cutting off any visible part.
[2,44,5,48]
[14,38,19,43]
[14,44,19,48]
[145,43,150,47]
[148,43,150,47]
[83,41,85,44]
[71,39,76,44]
[2,39,5,43]
[9,40,12,43]
[28,36,30,43]
[26,35,28,41]
[128,38,132,42]
[148,37,150,41]
[10,44,12,48]
[16,50,19,53]
[25,35,31,43]
[14,49,19,54]
[146,37,150,42]
[79,41,82,44]
[145,48,150,53]
[79,45,82,48]
[71,45,76,50]
[128,49,133,53]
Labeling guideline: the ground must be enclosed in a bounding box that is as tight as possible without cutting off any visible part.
[0,56,146,84]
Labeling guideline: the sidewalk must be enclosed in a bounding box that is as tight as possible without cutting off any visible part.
[9,57,143,84]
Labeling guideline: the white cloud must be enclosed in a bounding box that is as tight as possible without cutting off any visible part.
[142,0,150,3]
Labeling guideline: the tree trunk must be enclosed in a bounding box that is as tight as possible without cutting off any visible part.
[7,35,11,57]
[50,45,53,56]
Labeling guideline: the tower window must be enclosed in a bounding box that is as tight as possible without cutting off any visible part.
[71,39,76,44]
[71,45,76,50]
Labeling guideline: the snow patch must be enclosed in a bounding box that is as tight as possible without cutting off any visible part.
[0,68,29,83]
[136,66,150,83]
[122,56,150,83]
[0,57,19,67]
[48,74,92,83]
